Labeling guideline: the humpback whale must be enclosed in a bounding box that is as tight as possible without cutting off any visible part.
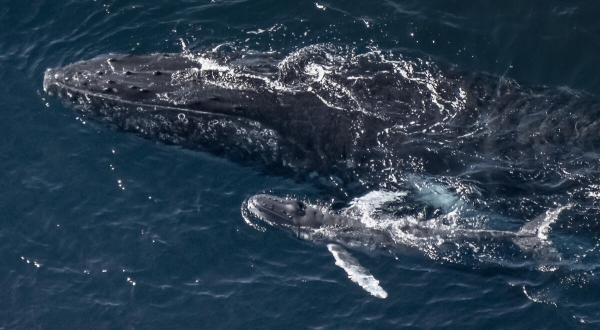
[42,46,600,195]
[245,193,570,298]
[43,45,590,297]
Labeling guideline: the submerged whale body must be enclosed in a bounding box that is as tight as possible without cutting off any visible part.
[44,45,592,297]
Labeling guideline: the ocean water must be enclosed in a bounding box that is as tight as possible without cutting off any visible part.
[2,1,600,329]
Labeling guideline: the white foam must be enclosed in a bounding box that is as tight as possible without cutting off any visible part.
[348,190,407,212]
[194,56,231,72]
[305,63,327,82]
[344,190,407,228]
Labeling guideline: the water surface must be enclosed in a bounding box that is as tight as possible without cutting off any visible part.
[1,1,600,328]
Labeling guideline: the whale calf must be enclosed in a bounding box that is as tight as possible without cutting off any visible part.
[246,193,570,298]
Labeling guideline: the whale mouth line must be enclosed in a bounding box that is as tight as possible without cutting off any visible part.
[43,71,238,120]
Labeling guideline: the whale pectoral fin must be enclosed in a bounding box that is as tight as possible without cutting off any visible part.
[326,244,388,299]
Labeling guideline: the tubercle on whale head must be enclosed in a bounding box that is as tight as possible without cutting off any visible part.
[42,53,322,132]
[42,54,202,105]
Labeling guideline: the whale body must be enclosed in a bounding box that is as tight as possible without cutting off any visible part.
[245,193,569,298]
[42,46,600,195]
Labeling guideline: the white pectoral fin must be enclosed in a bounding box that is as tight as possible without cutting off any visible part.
[327,244,388,299]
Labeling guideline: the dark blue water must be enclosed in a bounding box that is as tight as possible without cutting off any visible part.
[2,1,600,328]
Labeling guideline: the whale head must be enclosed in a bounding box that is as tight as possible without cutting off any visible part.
[42,53,271,116]
[43,54,188,103]
[247,194,343,230]
[41,53,278,129]
[42,53,297,169]
[43,53,361,177]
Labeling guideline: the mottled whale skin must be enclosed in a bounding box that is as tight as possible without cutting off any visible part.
[246,193,562,252]
[43,52,376,187]
[245,193,568,298]
[42,48,600,195]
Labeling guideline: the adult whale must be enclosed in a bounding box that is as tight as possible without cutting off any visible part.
[42,45,600,196]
